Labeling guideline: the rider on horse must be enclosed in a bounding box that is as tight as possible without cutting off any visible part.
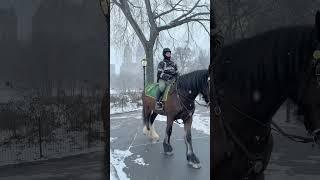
[155,48,179,110]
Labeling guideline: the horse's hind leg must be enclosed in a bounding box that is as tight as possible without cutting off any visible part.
[184,117,201,169]
[163,116,174,155]
[143,110,160,142]
[143,106,151,136]
[149,112,160,141]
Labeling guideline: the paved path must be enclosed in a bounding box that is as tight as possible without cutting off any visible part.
[110,106,210,180]
[0,151,105,180]
[265,104,320,179]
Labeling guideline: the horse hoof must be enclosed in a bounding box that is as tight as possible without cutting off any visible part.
[188,162,201,169]
[151,138,159,143]
[143,126,150,136]
[164,151,174,156]
[153,138,160,142]
[152,135,160,142]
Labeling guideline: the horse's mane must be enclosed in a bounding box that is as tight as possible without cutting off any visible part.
[217,25,315,93]
[177,69,208,95]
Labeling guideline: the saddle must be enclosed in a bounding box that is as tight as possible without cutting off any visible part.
[145,83,172,101]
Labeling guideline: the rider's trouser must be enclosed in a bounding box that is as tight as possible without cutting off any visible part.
[156,79,166,101]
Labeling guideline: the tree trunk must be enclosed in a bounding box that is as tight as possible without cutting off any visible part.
[145,45,154,84]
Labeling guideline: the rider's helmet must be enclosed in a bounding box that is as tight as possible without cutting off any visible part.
[162,48,171,58]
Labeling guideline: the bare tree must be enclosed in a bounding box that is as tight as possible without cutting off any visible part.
[112,0,209,83]
[174,46,193,74]
[197,49,209,69]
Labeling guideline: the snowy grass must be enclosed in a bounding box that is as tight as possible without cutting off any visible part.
[154,106,210,135]
[110,102,142,115]
[0,121,104,167]
[110,90,143,115]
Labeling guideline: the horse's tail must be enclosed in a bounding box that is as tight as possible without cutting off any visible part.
[141,89,150,130]
[142,94,145,125]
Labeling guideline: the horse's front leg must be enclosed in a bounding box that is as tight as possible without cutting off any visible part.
[163,116,174,155]
[184,117,201,169]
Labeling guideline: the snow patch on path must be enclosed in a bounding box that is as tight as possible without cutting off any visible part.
[133,156,149,166]
[110,137,118,143]
[110,149,133,180]
[155,112,210,135]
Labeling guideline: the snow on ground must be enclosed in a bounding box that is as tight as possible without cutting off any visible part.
[110,149,133,180]
[110,164,119,180]
[110,102,210,179]
[110,102,142,115]
[0,123,104,167]
[133,156,149,166]
[110,137,118,143]
[110,89,118,95]
[110,148,151,180]
[154,105,210,135]
[192,113,210,135]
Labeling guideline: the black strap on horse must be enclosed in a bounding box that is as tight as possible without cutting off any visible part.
[271,121,313,143]
[175,83,195,119]
[210,63,263,176]
[229,102,314,144]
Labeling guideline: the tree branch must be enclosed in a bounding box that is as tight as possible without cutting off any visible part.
[153,0,183,19]
[158,14,210,31]
[144,0,157,29]
[170,0,201,23]
[195,20,209,35]
[115,0,147,45]
[127,0,143,9]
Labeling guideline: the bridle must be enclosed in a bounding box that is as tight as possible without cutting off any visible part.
[175,73,211,119]
[210,63,268,177]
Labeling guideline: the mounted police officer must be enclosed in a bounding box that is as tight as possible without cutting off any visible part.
[155,48,179,110]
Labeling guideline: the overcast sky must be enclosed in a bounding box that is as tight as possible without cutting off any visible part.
[111,25,209,74]
[0,0,209,74]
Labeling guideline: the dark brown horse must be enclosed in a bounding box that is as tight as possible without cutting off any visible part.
[212,11,320,180]
[142,70,210,169]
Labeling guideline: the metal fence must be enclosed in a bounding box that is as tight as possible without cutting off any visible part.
[0,94,104,166]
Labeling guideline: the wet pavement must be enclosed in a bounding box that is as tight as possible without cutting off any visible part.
[265,103,320,179]
[110,106,210,180]
[0,151,105,180]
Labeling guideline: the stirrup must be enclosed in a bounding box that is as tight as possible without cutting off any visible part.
[155,102,163,110]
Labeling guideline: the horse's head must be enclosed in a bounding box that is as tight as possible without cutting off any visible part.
[298,11,320,146]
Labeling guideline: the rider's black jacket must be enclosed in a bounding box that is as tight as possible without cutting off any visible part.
[157,59,178,82]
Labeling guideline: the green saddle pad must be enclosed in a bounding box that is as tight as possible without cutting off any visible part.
[145,83,171,101]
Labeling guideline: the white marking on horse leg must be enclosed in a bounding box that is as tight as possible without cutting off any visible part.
[150,125,160,141]
[185,135,193,155]
[143,125,149,136]
[186,141,193,155]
